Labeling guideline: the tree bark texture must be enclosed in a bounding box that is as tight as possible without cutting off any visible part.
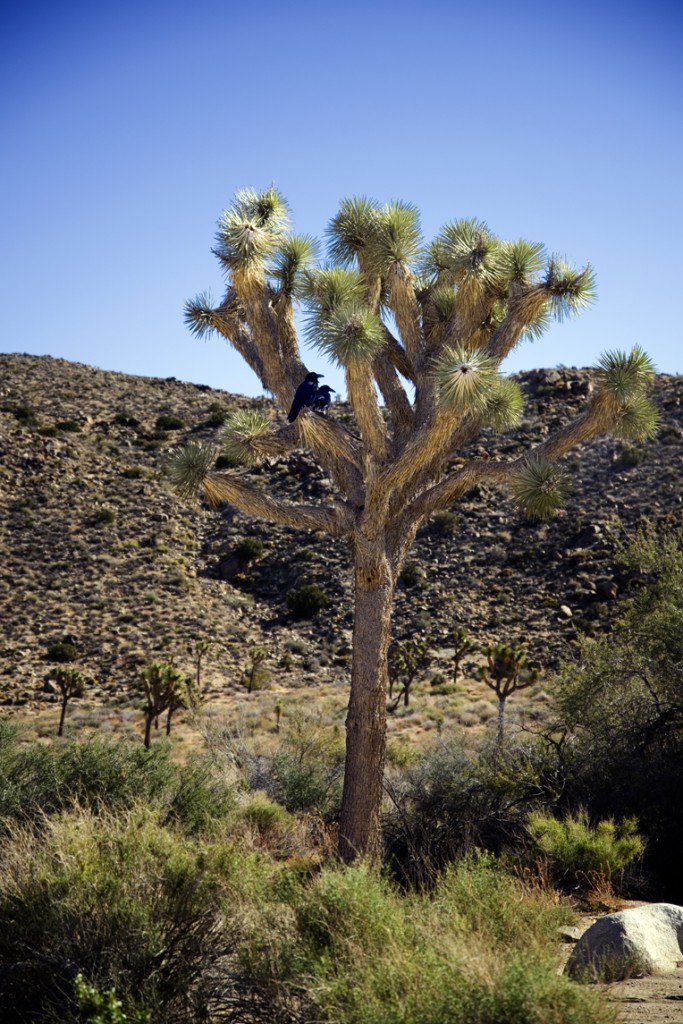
[338,548,394,863]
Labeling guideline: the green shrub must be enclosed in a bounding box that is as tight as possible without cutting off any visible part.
[74,974,150,1023]
[398,561,423,588]
[234,536,264,562]
[0,736,177,826]
[553,527,683,899]
[164,757,237,835]
[617,444,647,467]
[12,404,38,426]
[56,419,82,433]
[207,402,227,427]
[286,583,330,619]
[528,810,644,891]
[0,807,235,1023]
[90,507,117,526]
[47,640,79,663]
[155,413,184,431]
[428,510,457,535]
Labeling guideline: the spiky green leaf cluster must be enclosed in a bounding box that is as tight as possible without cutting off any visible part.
[184,291,216,338]
[595,345,656,403]
[303,266,367,313]
[167,443,217,498]
[511,458,570,520]
[232,185,290,232]
[611,394,660,440]
[317,303,385,366]
[545,258,597,320]
[368,201,422,273]
[499,240,546,284]
[434,346,500,412]
[214,187,289,273]
[326,196,381,266]
[269,235,318,298]
[434,219,503,287]
[594,346,658,440]
[481,377,525,433]
[423,286,457,329]
[223,410,272,464]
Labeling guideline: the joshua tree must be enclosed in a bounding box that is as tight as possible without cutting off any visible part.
[478,642,539,743]
[388,635,432,709]
[140,661,185,748]
[170,186,657,862]
[245,645,268,694]
[51,666,86,737]
[451,624,475,685]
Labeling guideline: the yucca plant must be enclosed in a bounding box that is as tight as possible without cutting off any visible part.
[478,643,539,743]
[173,186,656,862]
[50,666,86,737]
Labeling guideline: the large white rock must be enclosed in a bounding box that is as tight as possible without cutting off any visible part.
[565,903,683,981]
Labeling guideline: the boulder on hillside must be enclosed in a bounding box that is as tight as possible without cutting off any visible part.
[565,903,683,981]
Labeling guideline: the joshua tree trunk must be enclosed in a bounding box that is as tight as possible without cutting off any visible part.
[58,696,68,737]
[144,711,153,749]
[339,548,394,863]
[497,696,506,744]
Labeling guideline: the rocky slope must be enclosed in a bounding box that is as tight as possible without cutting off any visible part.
[1,353,681,713]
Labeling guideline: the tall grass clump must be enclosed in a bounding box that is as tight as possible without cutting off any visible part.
[241,856,616,1024]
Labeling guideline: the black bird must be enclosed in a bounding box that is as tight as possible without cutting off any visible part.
[287,372,324,423]
[311,385,336,415]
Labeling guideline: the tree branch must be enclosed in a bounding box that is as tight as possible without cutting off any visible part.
[405,392,615,523]
[345,361,390,460]
[201,472,353,536]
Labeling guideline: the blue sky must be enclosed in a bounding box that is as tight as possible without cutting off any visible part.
[2,0,682,400]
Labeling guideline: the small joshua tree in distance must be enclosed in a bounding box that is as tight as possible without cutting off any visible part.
[51,666,86,737]
[478,642,539,743]
[246,646,268,694]
[451,624,475,685]
[388,635,432,709]
[140,661,184,748]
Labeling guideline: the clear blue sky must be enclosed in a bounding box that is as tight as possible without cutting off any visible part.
[2,0,682,399]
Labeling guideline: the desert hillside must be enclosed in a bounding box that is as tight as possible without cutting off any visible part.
[1,352,681,717]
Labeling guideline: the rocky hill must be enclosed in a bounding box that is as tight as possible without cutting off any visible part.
[1,353,682,715]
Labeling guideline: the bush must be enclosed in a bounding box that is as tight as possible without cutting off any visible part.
[47,640,79,663]
[90,507,117,526]
[0,807,237,1023]
[527,810,644,892]
[155,413,184,431]
[384,734,561,888]
[286,583,330,619]
[0,735,177,826]
[398,562,423,588]
[234,536,264,563]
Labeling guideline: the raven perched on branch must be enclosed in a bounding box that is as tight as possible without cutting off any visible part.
[312,384,335,415]
[287,372,323,422]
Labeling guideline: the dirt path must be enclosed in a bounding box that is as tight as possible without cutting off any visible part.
[605,970,683,1023]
